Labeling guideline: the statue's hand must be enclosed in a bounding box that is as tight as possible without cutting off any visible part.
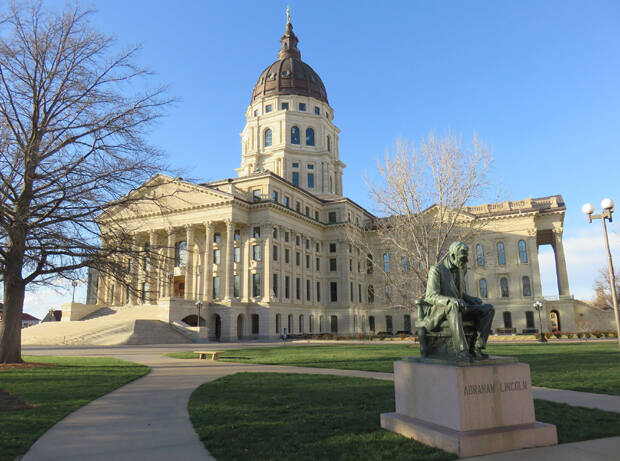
[457,298,468,312]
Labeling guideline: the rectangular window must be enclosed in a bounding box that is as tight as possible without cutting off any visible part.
[284,231,290,242]
[273,245,278,261]
[284,196,290,208]
[350,282,354,301]
[252,273,261,297]
[307,173,314,188]
[285,248,290,264]
[305,254,310,268]
[253,245,261,261]
[292,162,299,168]
[273,227,278,238]
[296,278,301,300]
[285,276,290,298]
[234,229,241,241]
[273,273,279,297]
[307,164,314,170]
[281,102,289,110]
[526,311,535,329]
[315,211,319,221]
[358,284,362,303]
[234,247,241,263]
[349,258,352,272]
[252,189,261,201]
[292,172,299,186]
[252,314,259,334]
[330,282,338,302]
[213,276,220,299]
[296,235,300,246]
[329,243,336,253]
[329,258,337,271]
[272,190,279,202]
[386,315,393,333]
[328,211,337,224]
[265,104,272,113]
[299,102,306,111]
[316,257,320,270]
[295,201,301,212]
[253,109,258,116]
[213,249,221,264]
[214,232,221,243]
[296,251,300,266]
[305,206,309,216]
[233,275,240,298]
[316,242,320,252]
[306,279,311,301]
[305,239,310,249]
[314,106,320,115]
[316,282,321,302]
[253,226,260,238]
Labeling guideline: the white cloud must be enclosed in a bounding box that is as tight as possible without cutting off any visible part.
[539,225,620,301]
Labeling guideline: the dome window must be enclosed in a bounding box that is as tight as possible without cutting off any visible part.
[281,70,291,78]
[265,105,272,113]
[264,129,272,147]
[314,106,320,115]
[299,103,306,111]
[291,126,300,144]
[296,72,305,79]
[306,128,315,146]
[327,135,331,152]
[310,74,317,82]
[281,102,289,110]
[268,73,276,81]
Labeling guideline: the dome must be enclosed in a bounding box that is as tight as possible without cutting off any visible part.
[251,21,328,104]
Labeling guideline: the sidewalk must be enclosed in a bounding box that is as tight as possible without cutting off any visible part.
[21,345,620,461]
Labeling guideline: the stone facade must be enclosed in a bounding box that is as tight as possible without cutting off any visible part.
[88,19,611,341]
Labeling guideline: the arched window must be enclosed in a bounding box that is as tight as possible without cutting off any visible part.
[264,128,272,147]
[476,244,485,266]
[327,135,331,152]
[383,253,390,272]
[500,277,509,297]
[518,240,528,263]
[522,276,532,296]
[291,126,300,144]
[497,242,506,265]
[367,285,375,304]
[330,315,338,333]
[306,127,315,145]
[175,241,187,267]
[479,278,488,298]
[385,315,393,333]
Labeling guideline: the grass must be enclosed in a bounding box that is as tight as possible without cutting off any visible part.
[0,356,149,461]
[167,342,620,395]
[189,373,620,460]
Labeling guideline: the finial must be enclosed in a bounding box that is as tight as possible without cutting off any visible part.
[286,5,291,25]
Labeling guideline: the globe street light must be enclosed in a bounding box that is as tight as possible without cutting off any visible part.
[71,280,78,303]
[582,198,620,351]
[533,301,547,343]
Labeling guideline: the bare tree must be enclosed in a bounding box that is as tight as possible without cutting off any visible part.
[349,133,493,312]
[0,2,173,363]
[592,266,620,310]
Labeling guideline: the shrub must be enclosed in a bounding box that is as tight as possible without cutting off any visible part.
[355,333,364,340]
[345,335,352,340]
[334,334,342,341]
[399,333,407,340]
[584,332,591,339]
[367,333,374,341]
[576,332,584,339]
[565,332,574,339]
[602,331,609,338]
[593,330,603,338]
[544,332,552,339]
[553,331,562,339]
[378,333,386,341]
[609,330,618,338]
[311,335,319,340]
[322,333,332,340]
[535,333,542,340]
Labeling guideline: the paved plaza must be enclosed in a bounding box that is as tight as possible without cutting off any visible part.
[21,343,620,461]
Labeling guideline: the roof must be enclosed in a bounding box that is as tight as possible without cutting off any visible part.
[21,313,40,321]
[251,21,328,104]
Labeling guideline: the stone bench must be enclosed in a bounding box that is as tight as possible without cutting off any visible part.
[416,300,476,358]
[194,351,220,360]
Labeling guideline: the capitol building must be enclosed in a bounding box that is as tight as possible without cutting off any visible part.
[81,18,610,342]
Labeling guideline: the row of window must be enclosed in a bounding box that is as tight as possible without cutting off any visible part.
[264,127,324,148]
[476,240,529,267]
[478,276,532,298]
[275,313,338,335]
[254,102,330,119]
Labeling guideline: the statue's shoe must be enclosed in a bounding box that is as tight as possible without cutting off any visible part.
[457,351,474,363]
[472,347,489,360]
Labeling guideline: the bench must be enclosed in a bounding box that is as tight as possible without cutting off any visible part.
[194,351,220,360]
[415,300,475,358]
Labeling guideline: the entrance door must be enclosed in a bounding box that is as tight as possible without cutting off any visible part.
[214,314,222,340]
[549,311,560,332]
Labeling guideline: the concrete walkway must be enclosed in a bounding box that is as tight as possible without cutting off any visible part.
[20,344,620,461]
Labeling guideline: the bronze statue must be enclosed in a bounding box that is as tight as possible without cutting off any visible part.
[417,241,494,362]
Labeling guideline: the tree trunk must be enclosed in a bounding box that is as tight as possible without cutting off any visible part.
[0,277,25,363]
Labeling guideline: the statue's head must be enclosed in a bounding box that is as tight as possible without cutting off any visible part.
[447,241,469,269]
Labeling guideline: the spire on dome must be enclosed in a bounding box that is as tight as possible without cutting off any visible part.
[278,6,300,60]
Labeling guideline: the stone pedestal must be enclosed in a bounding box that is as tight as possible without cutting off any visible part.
[380,357,557,458]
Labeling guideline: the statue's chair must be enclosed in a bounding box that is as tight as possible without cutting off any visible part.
[415,299,476,358]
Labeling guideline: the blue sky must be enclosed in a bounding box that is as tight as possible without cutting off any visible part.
[23,0,620,318]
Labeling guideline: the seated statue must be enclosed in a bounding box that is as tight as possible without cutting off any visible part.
[417,241,494,362]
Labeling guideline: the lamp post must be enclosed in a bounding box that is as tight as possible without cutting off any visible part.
[533,301,547,343]
[582,198,620,351]
[71,280,78,303]
[195,300,203,334]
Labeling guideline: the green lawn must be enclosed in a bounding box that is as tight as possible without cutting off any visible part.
[189,373,620,460]
[0,356,149,461]
[168,342,620,395]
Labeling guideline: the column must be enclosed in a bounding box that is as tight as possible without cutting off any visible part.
[130,234,140,305]
[242,225,251,302]
[164,228,176,298]
[311,238,316,304]
[279,227,285,303]
[263,224,271,303]
[552,229,570,297]
[300,233,305,305]
[203,222,214,302]
[528,230,542,298]
[291,231,297,304]
[148,230,159,304]
[184,224,195,300]
[224,219,234,301]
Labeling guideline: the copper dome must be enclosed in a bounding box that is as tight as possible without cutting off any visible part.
[251,22,328,104]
